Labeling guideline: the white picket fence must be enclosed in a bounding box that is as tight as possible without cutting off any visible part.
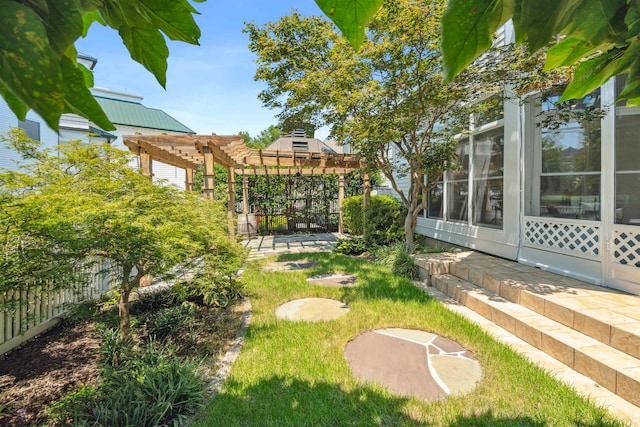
[0,259,120,355]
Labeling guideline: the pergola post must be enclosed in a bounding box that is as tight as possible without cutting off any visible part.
[140,148,153,179]
[185,167,194,192]
[227,166,236,239]
[203,147,215,200]
[242,171,249,214]
[363,172,371,240]
[338,174,345,234]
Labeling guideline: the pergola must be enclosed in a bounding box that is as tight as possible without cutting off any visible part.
[122,133,370,238]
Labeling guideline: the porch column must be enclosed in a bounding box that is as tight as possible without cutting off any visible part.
[227,166,236,240]
[140,149,153,179]
[203,147,215,200]
[363,172,371,239]
[338,174,345,234]
[185,167,194,192]
[242,172,249,214]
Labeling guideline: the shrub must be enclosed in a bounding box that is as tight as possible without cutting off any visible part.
[130,287,177,315]
[97,326,134,369]
[374,242,420,279]
[171,272,246,308]
[333,237,370,256]
[342,195,406,246]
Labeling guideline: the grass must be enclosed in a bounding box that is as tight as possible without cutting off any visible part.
[194,252,625,426]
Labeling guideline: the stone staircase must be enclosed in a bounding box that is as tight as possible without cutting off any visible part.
[413,251,640,410]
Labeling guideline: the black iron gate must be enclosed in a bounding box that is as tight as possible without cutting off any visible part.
[241,173,362,235]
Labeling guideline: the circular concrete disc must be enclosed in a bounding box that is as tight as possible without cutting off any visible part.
[344,328,481,400]
[276,298,350,322]
[306,273,357,287]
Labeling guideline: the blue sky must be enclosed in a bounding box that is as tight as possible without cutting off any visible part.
[75,1,330,139]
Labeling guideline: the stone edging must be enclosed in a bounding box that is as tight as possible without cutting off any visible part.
[207,298,252,395]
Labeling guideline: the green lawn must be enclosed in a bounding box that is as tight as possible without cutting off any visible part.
[194,253,624,426]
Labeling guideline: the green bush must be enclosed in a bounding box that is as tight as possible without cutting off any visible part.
[374,242,420,279]
[171,272,246,308]
[333,237,370,256]
[342,195,406,246]
[130,287,177,315]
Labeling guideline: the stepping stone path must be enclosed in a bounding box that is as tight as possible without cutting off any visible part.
[275,298,350,322]
[345,328,481,400]
[262,260,317,272]
[306,273,358,287]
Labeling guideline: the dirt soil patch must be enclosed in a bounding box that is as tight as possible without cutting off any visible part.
[0,302,245,426]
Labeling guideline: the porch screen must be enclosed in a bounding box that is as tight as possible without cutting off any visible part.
[472,128,504,227]
[537,92,601,220]
[447,139,469,222]
[615,115,640,226]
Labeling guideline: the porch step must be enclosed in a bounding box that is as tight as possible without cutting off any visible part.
[413,251,640,408]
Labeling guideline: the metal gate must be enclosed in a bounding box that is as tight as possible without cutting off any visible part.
[242,174,361,235]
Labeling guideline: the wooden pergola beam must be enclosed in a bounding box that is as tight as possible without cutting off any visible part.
[235,167,357,176]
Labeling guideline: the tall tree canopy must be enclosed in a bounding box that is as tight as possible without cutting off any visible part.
[315,0,640,105]
[0,0,203,132]
[246,0,503,251]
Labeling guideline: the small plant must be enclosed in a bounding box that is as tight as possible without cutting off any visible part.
[97,326,133,369]
[374,242,420,279]
[130,287,177,314]
[47,385,98,426]
[147,302,196,340]
[63,299,99,324]
[333,237,370,256]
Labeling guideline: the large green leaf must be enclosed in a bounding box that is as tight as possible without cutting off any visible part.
[0,83,28,120]
[43,0,85,55]
[441,0,514,82]
[560,0,627,45]
[0,2,64,130]
[136,0,201,44]
[544,37,615,70]
[118,25,169,88]
[560,44,637,101]
[313,0,383,50]
[60,56,115,130]
[513,0,576,52]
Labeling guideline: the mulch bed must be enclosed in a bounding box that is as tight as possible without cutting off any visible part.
[0,302,245,426]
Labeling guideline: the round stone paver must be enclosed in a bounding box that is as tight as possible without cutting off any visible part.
[276,298,350,322]
[306,273,357,287]
[344,328,481,400]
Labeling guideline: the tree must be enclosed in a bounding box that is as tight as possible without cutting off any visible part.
[315,0,640,105]
[1,133,243,339]
[239,125,282,149]
[0,0,202,132]
[246,0,500,252]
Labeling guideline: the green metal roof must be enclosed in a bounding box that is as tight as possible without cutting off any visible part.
[95,96,194,134]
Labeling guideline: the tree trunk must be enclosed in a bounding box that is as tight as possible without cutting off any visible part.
[118,287,131,340]
[404,211,416,253]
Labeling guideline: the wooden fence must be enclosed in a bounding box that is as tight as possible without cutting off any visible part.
[0,259,120,355]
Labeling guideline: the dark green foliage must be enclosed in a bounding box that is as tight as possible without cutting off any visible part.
[97,327,134,370]
[172,273,246,308]
[342,195,406,246]
[148,302,196,340]
[374,242,420,279]
[333,237,370,256]
[130,288,176,314]
[50,341,207,427]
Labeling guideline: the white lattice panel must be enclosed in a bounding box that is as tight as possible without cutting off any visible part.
[524,219,600,256]
[613,230,640,267]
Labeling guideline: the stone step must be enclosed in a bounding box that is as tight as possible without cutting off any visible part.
[431,273,640,408]
[414,252,640,362]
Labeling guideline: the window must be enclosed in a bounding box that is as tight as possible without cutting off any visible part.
[19,119,40,141]
[615,112,640,226]
[447,139,470,222]
[535,91,601,220]
[472,128,504,227]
